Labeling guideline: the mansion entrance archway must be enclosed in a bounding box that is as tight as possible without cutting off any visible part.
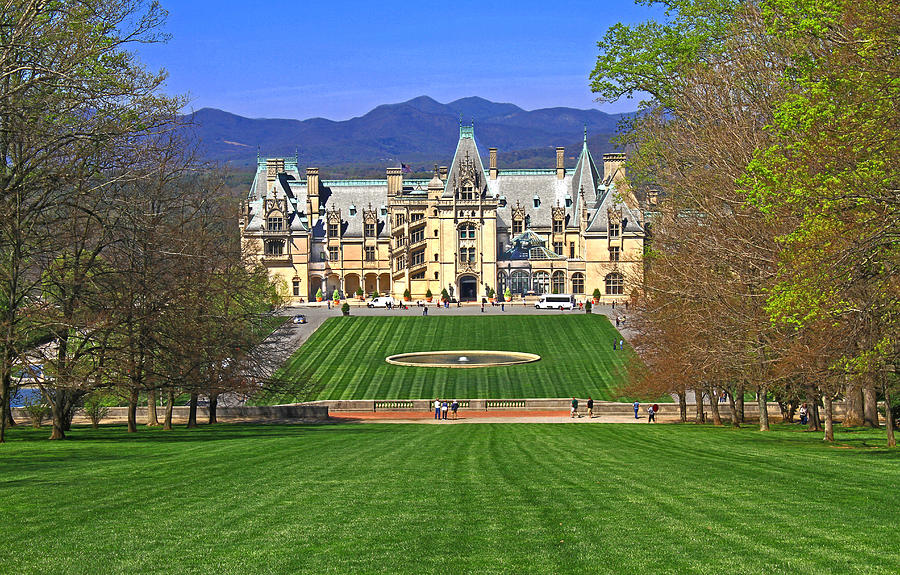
[459,275,478,302]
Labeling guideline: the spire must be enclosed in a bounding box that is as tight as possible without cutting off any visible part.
[583,124,588,145]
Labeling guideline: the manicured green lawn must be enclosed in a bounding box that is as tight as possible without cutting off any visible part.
[265,315,633,402]
[0,423,896,574]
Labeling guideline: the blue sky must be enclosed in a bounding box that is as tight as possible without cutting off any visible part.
[137,0,663,121]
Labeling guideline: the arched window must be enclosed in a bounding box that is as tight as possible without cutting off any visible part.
[532,271,549,295]
[551,271,565,294]
[571,273,585,295]
[497,271,508,293]
[458,224,475,239]
[605,272,624,295]
[510,270,529,295]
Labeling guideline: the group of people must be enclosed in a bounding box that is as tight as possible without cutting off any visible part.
[632,401,659,422]
[433,399,460,420]
[570,397,594,418]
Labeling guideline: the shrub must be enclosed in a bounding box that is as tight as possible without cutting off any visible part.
[355,287,364,297]
[332,289,340,301]
[441,288,450,301]
[371,290,379,298]
[341,302,350,315]
[487,287,495,298]
[592,288,602,300]
[403,288,411,300]
[22,393,49,429]
[425,288,433,299]
[584,301,592,313]
[504,287,512,300]
[316,288,324,300]
[82,392,111,429]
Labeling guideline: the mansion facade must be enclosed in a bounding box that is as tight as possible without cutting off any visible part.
[240,125,645,303]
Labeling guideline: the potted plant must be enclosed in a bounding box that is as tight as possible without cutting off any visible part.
[592,288,602,305]
[355,287,364,300]
[425,288,433,302]
[341,302,350,316]
[584,300,592,314]
[487,287,495,303]
[504,287,512,302]
[371,290,379,299]
[403,288,411,302]
[332,288,340,304]
[441,288,450,303]
[315,288,324,302]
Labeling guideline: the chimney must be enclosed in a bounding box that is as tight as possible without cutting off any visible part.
[489,148,498,180]
[603,153,626,181]
[387,167,403,197]
[266,158,284,183]
[556,147,565,180]
[306,167,320,225]
[439,166,448,181]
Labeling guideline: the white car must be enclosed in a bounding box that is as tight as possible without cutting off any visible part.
[367,296,400,308]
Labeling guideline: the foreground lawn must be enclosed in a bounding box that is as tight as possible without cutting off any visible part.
[266,315,632,401]
[0,424,897,574]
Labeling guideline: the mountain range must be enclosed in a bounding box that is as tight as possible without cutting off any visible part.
[183,95,631,173]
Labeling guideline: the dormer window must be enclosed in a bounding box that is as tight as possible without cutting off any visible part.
[533,197,540,208]
[349,205,357,216]
[552,219,563,233]
[364,222,376,237]
[513,219,523,234]
[460,184,474,201]
[609,223,620,238]
[565,196,572,208]
[328,222,340,238]
[267,216,284,231]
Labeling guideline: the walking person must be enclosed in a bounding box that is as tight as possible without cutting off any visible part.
[423,306,428,316]
[647,404,656,423]
[633,401,640,419]
[799,403,808,425]
[451,399,459,420]
[619,339,624,350]
[570,397,578,418]
[441,400,449,420]
[587,397,594,419]
[434,399,441,420]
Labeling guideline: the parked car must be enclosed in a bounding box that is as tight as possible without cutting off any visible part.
[535,294,575,310]
[368,296,400,308]
[292,314,307,324]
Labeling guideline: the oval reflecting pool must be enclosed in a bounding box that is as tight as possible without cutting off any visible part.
[385,350,541,368]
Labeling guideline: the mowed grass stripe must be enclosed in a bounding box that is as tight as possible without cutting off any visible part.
[267,315,632,402]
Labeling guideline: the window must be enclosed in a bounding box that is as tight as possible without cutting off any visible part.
[552,219,563,233]
[609,222,620,238]
[460,184,474,200]
[569,242,575,259]
[434,229,438,237]
[349,206,356,216]
[553,241,563,256]
[410,212,424,222]
[267,216,284,231]
[533,197,540,208]
[497,271,508,293]
[434,253,439,261]
[434,271,439,280]
[605,272,624,295]
[319,251,327,262]
[395,255,407,270]
[458,224,475,239]
[411,250,424,267]
[532,271,549,295]
[328,222,339,238]
[499,198,506,207]
[565,197,572,208]
[365,246,375,261]
[292,279,301,296]
[395,214,405,226]
[410,227,425,244]
[459,247,476,263]
[264,240,284,256]
[571,273,584,295]
[609,246,620,261]
[410,270,425,279]
[551,271,565,294]
[510,270,529,295]
[512,220,523,234]
[364,222,376,237]
[328,246,339,261]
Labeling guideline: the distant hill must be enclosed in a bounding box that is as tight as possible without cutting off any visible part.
[183,96,631,172]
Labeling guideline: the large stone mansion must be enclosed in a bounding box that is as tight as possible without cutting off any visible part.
[240,125,645,303]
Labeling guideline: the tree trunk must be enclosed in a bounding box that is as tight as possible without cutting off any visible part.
[843,383,865,427]
[48,399,66,440]
[807,389,822,431]
[127,389,139,433]
[862,384,879,428]
[694,389,705,423]
[678,392,687,423]
[708,386,722,426]
[0,372,10,443]
[208,393,218,425]
[187,392,198,428]
[883,379,894,448]
[146,389,160,426]
[758,385,770,431]
[823,394,834,442]
[727,391,740,428]
[163,390,174,431]
[736,382,745,423]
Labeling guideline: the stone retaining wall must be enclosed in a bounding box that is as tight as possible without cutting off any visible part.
[11,404,328,424]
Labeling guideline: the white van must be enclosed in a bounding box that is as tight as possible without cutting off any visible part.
[367,296,400,308]
[535,294,575,310]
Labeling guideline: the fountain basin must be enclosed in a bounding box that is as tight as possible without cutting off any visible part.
[385,350,540,368]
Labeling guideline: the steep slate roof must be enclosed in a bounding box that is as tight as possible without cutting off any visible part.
[318,182,390,238]
[570,130,602,214]
[443,125,488,199]
[491,173,572,230]
[585,183,645,235]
